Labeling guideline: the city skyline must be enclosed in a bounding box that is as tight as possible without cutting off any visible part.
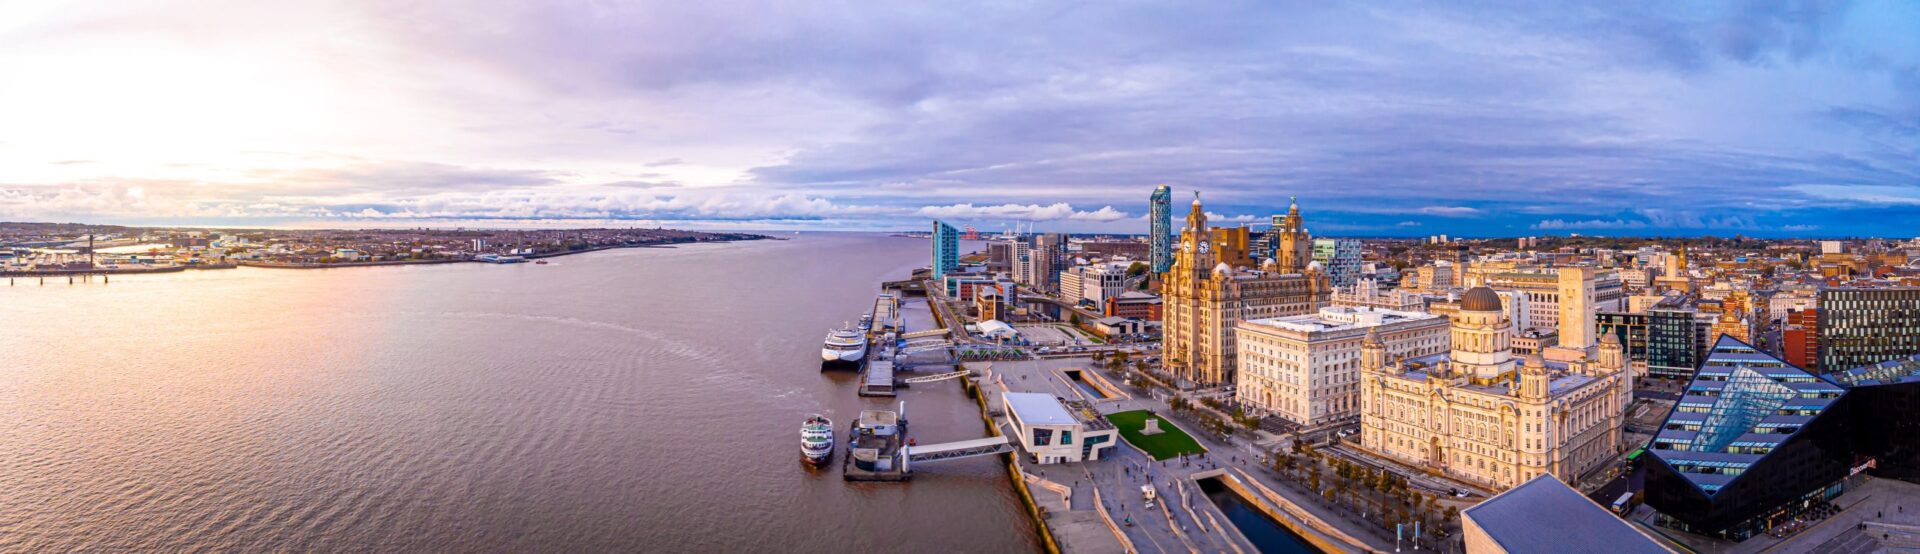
[3,2,1918,236]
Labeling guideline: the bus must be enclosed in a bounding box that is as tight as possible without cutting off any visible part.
[1611,492,1634,515]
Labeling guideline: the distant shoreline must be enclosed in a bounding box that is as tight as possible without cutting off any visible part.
[2,236,768,276]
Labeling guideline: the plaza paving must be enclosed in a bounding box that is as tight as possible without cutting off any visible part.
[981,356,1408,553]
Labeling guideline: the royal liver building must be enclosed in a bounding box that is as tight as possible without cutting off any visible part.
[1161,193,1329,386]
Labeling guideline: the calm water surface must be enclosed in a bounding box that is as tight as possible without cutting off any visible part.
[0,233,1037,552]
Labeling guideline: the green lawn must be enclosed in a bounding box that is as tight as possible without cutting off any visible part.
[1106,410,1207,460]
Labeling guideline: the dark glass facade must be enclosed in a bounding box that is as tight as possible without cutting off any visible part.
[1599,312,1650,365]
[1647,308,1701,378]
[1818,288,1920,371]
[1646,340,1920,540]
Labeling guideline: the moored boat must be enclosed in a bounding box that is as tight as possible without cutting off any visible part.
[821,325,868,367]
[801,414,834,465]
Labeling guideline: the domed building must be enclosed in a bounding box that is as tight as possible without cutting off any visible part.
[1162,193,1331,386]
[1358,286,1632,491]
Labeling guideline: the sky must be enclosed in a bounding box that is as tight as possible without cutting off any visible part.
[0,1,1916,237]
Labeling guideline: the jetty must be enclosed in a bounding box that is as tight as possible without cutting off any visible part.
[843,403,1013,482]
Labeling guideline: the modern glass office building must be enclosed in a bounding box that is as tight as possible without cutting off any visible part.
[1818,288,1920,372]
[1311,238,1361,288]
[1647,308,1704,378]
[1645,336,1920,540]
[931,220,959,279]
[1598,307,1702,379]
[1598,312,1650,366]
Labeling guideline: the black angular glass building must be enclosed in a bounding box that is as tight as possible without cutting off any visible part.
[1644,336,1920,540]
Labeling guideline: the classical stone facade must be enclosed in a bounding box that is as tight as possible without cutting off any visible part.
[1163,193,1330,386]
[1359,286,1631,491]
[1237,307,1448,427]
[1270,197,1312,273]
[1331,278,1429,312]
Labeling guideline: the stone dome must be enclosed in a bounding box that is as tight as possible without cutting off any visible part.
[1213,262,1232,274]
[1460,286,1503,312]
[1306,260,1324,272]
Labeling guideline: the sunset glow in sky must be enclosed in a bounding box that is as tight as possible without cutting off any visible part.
[2,1,1917,235]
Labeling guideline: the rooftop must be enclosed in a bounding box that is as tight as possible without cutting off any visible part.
[1463,474,1673,554]
[1243,306,1438,335]
[1651,336,1844,495]
[1004,392,1079,426]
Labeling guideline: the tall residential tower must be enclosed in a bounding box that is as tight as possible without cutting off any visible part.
[932,220,959,279]
[1149,185,1173,274]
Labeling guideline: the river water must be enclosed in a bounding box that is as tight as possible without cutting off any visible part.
[0,233,1038,552]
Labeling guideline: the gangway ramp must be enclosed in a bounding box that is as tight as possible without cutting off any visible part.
[900,339,954,355]
[901,328,949,339]
[902,370,970,384]
[904,436,1013,464]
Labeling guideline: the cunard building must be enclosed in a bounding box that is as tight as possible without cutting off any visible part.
[1359,286,1632,491]
[1162,193,1330,386]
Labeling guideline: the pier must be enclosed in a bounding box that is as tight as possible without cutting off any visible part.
[842,403,1015,482]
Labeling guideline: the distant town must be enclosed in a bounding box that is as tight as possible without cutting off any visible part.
[0,222,766,276]
[897,184,1920,553]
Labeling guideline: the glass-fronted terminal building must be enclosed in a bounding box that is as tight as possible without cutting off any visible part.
[1644,336,1920,540]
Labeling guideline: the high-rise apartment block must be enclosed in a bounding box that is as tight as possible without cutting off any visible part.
[1149,185,1173,274]
[931,220,959,279]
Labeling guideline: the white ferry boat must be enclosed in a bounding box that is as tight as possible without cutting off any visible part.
[821,326,868,365]
[801,414,834,465]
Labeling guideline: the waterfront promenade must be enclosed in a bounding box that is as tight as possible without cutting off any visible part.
[981,355,1411,553]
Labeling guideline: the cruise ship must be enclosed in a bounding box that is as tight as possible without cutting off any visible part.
[801,414,834,466]
[821,325,868,367]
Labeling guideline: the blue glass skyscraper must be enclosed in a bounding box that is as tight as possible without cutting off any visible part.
[1149,185,1172,273]
[932,220,959,279]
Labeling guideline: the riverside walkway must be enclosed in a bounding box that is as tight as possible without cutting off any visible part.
[987,355,1403,553]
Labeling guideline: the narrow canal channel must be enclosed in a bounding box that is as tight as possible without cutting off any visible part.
[1197,477,1323,554]
[1063,369,1108,399]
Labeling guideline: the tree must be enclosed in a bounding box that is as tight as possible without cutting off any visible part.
[1126,261,1149,277]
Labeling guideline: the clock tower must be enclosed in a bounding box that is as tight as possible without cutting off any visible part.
[1173,192,1216,286]
[1162,192,1331,386]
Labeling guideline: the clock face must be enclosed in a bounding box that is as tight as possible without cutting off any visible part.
[1199,241,1211,254]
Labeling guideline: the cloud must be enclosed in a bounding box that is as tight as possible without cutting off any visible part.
[1417,206,1480,217]
[1790,184,1920,206]
[1068,206,1130,222]
[0,1,1915,236]
[1204,212,1262,224]
[1397,221,1422,227]
[916,203,1126,222]
[1532,218,1647,230]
